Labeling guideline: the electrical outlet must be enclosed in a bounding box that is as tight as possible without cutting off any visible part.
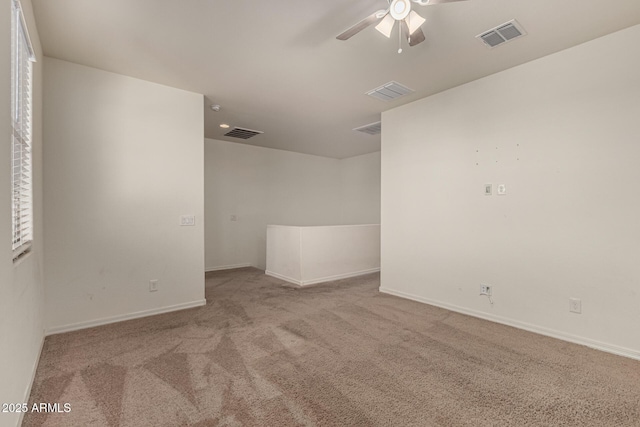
[149,279,158,292]
[480,284,492,296]
[569,298,581,314]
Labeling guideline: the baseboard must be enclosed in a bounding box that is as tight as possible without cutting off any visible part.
[205,263,253,272]
[266,268,380,287]
[379,287,640,361]
[300,268,381,286]
[46,299,207,336]
[265,270,301,285]
[17,333,46,426]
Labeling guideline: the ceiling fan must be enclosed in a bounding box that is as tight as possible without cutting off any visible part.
[337,0,468,53]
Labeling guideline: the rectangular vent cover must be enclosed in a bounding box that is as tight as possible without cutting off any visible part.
[477,19,526,48]
[366,81,414,102]
[224,127,263,139]
[354,121,381,135]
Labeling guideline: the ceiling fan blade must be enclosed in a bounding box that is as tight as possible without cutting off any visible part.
[408,27,426,46]
[336,10,387,40]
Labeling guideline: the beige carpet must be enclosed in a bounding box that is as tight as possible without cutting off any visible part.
[24,267,640,426]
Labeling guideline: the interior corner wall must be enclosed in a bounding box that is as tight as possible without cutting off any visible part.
[43,58,205,333]
[340,151,381,225]
[0,0,44,425]
[204,139,345,271]
[381,24,640,359]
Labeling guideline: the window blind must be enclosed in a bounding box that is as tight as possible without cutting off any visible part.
[11,0,35,261]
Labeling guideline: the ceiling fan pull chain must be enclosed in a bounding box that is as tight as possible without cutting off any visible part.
[398,22,403,53]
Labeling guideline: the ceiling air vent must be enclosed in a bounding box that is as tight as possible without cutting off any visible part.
[477,19,526,48]
[224,127,263,139]
[354,121,382,135]
[366,81,414,102]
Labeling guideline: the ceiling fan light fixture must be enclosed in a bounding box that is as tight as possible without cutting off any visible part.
[390,0,411,20]
[407,10,425,35]
[375,14,396,38]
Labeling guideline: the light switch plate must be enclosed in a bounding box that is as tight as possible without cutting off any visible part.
[484,184,492,196]
[180,215,195,226]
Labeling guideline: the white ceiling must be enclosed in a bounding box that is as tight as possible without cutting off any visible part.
[32,0,640,159]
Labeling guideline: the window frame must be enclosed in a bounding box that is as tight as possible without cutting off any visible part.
[11,0,36,261]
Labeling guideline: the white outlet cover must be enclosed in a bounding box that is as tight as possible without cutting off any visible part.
[569,298,582,313]
[497,184,507,195]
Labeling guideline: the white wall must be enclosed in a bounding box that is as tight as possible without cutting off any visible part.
[340,151,381,225]
[0,0,44,425]
[204,139,381,271]
[44,58,205,333]
[300,225,380,284]
[381,25,640,359]
[265,225,303,283]
[205,139,343,271]
[266,225,380,286]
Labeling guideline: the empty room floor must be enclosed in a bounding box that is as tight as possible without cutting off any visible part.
[24,268,640,426]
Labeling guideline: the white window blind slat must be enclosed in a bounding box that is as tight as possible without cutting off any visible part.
[11,0,35,261]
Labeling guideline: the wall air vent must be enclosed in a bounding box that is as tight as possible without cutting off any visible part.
[366,81,414,102]
[224,127,264,139]
[353,121,382,135]
[477,19,526,48]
